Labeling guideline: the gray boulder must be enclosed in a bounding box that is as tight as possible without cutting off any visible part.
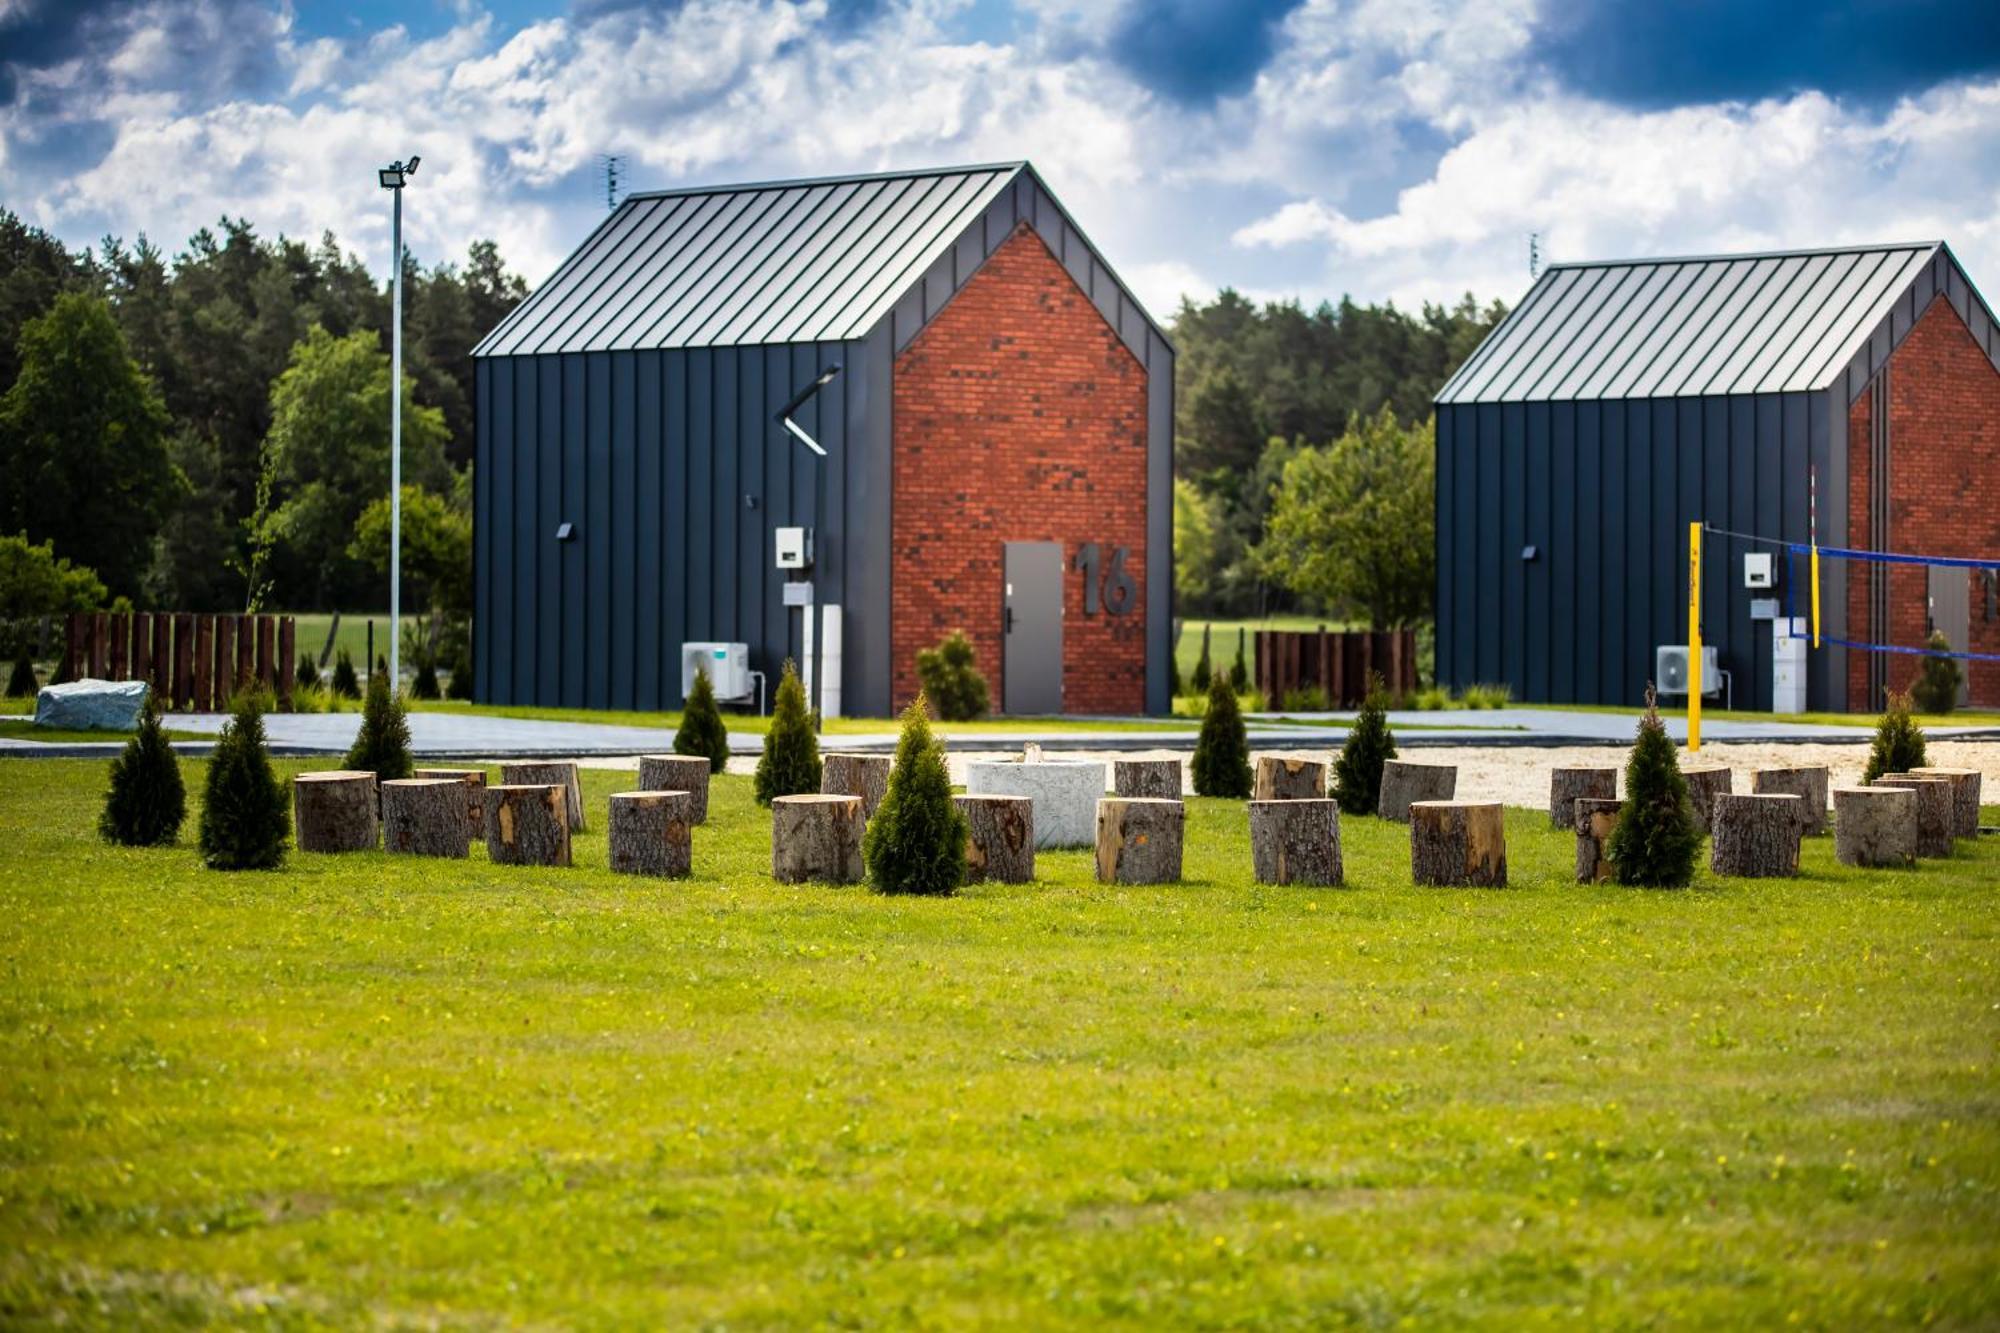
[34,678,151,731]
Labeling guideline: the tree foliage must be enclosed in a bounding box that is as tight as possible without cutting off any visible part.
[349,484,473,616]
[1173,478,1219,608]
[915,630,990,721]
[99,702,186,847]
[344,671,413,781]
[1862,688,1928,783]
[863,696,968,897]
[1332,673,1397,815]
[198,692,289,870]
[675,665,732,773]
[1606,688,1700,887]
[0,532,108,617]
[754,660,821,806]
[1191,674,1252,798]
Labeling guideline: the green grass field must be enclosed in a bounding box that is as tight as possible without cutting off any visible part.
[1,757,1995,1326]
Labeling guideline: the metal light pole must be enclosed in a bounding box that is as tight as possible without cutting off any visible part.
[378,155,420,691]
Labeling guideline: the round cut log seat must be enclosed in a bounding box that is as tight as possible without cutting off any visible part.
[1095,798,1184,885]
[1378,761,1457,823]
[1253,753,1327,801]
[381,779,472,859]
[413,767,487,840]
[964,759,1104,849]
[1573,796,1622,884]
[822,753,893,820]
[1249,799,1343,886]
[954,794,1035,884]
[484,784,573,867]
[1832,785,1916,868]
[1869,775,1954,858]
[1549,766,1616,828]
[771,794,864,884]
[292,770,378,853]
[1910,768,1983,841]
[1680,765,1734,836]
[1709,793,1803,877]
[638,755,712,823]
[1408,801,1507,887]
[500,761,585,832]
[608,790,694,878]
[1751,766,1829,836]
[1114,758,1184,800]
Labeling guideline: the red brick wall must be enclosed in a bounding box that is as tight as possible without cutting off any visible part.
[1846,294,2000,709]
[891,223,1149,714]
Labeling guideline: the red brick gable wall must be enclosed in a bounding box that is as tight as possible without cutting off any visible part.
[1846,294,2000,709]
[890,223,1149,714]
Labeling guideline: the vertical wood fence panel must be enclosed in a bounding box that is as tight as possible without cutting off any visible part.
[1254,627,1418,708]
[59,612,298,711]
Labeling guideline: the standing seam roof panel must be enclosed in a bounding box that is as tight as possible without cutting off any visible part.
[813,171,1011,341]
[1447,267,1592,402]
[678,182,883,347]
[1622,258,1775,398]
[582,192,764,352]
[1793,247,1937,390]
[532,194,753,355]
[577,190,781,353]
[1766,249,1897,391]
[1717,252,1854,395]
[1433,266,1565,400]
[1509,265,1648,401]
[487,199,668,356]
[1588,261,1731,399]
[638,183,853,348]
[1674,254,1828,397]
[1549,263,1686,400]
[714,177,925,345]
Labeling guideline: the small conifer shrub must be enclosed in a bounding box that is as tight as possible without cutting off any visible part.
[445,654,474,700]
[344,671,414,781]
[674,663,732,772]
[295,655,320,691]
[1229,628,1249,692]
[1332,672,1397,815]
[375,653,389,682]
[198,692,289,870]
[411,656,441,700]
[1606,685,1700,887]
[1191,673,1252,797]
[6,650,37,697]
[915,630,990,721]
[1862,688,1928,783]
[1191,625,1213,693]
[98,701,186,846]
[330,649,360,698]
[754,660,822,805]
[1910,631,1963,715]
[1169,651,1184,699]
[864,695,968,896]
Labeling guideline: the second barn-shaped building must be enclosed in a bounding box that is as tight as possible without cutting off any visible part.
[472,163,1173,717]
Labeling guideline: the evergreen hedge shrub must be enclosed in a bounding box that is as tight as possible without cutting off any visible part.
[754,660,821,805]
[1606,686,1699,887]
[411,656,441,700]
[198,692,289,870]
[1332,673,1396,815]
[295,655,319,691]
[1862,688,1928,783]
[98,701,185,846]
[1191,674,1252,797]
[674,664,731,772]
[864,695,967,896]
[1191,626,1213,693]
[6,651,37,697]
[915,630,990,721]
[344,671,413,781]
[1910,631,1963,715]
[330,649,360,698]
[1229,628,1248,692]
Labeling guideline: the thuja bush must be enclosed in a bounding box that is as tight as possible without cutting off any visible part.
[6,650,37,697]
[1910,631,1963,715]
[864,695,968,896]
[1332,672,1397,815]
[411,656,441,700]
[915,630,990,721]
[295,654,320,691]
[1862,688,1928,783]
[754,660,821,805]
[330,649,360,699]
[198,692,289,870]
[98,701,185,846]
[1229,628,1249,692]
[1191,673,1252,797]
[1606,685,1700,887]
[344,671,413,781]
[674,664,731,773]
[445,653,474,700]
[1191,626,1213,693]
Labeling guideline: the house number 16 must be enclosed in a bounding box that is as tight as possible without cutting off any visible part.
[1074,543,1135,615]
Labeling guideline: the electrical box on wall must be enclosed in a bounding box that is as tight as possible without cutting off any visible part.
[1743,552,1773,588]
[774,526,812,569]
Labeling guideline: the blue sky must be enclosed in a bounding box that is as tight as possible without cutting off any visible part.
[4,0,1998,317]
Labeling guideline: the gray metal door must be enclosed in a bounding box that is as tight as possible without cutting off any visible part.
[1003,541,1063,714]
[1928,565,1971,705]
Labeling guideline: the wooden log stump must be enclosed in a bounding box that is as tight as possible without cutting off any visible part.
[292,770,378,853]
[1870,776,1954,858]
[1095,798,1184,884]
[413,767,487,840]
[1378,761,1457,823]
[1409,801,1507,887]
[955,794,1035,884]
[1114,758,1184,800]
[1253,754,1327,801]
[638,754,711,823]
[772,794,864,884]
[1751,765,1829,836]
[1911,768,1983,841]
[1549,766,1616,828]
[821,753,892,820]
[1249,799,1343,886]
[381,779,470,859]
[500,761,585,832]
[1573,797,1622,883]
[1709,793,1802,877]
[484,784,572,867]
[1681,764,1734,836]
[608,790,693,878]
[1832,785,1916,868]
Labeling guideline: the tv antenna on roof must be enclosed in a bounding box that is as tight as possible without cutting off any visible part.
[600,154,623,212]
[1528,232,1542,279]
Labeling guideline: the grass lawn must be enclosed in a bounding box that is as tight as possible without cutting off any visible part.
[0,720,208,745]
[2,758,1996,1326]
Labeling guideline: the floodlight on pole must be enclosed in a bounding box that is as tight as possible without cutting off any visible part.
[379,155,419,693]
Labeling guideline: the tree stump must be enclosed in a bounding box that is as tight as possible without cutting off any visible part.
[1752,765,1829,836]
[1911,768,1983,841]
[1832,785,1916,868]
[955,794,1035,884]
[608,790,693,878]
[484,784,572,867]
[1870,776,1954,858]
[500,761,585,831]
[1549,766,1616,828]
[1409,801,1506,886]
[1095,798,1184,884]
[1253,754,1327,801]
[1572,797,1622,883]
[638,755,711,823]
[1249,798,1343,886]
[1709,793,1802,877]
[292,770,378,853]
[771,794,863,884]
[381,779,470,858]
[1681,764,1734,836]
[821,752,892,820]
[964,760,1104,848]
[1378,761,1457,823]
[1114,758,1184,800]
[413,767,487,840]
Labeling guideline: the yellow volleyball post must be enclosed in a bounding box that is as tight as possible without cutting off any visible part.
[1688,522,1702,752]
[1810,543,1822,648]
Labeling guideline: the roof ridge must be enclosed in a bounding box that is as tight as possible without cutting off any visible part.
[1547,240,1941,272]
[623,161,1027,203]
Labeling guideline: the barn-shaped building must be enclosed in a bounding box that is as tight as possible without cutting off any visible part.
[1434,241,2000,712]
[472,163,1174,717]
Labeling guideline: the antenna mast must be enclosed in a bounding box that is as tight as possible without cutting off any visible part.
[1528,232,1542,279]
[600,154,623,212]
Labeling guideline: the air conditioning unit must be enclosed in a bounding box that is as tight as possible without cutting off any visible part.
[681,642,752,702]
[1655,644,1721,697]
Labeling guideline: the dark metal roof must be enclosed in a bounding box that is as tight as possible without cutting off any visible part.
[475,162,1123,356]
[1436,242,1971,403]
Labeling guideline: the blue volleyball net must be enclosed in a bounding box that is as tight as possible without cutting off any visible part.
[1781,541,2000,662]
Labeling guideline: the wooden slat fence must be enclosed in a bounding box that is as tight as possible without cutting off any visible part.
[1254,627,1418,708]
[64,611,295,711]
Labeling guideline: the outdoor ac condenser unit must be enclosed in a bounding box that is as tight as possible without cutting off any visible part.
[681,642,752,702]
[1655,644,1721,697]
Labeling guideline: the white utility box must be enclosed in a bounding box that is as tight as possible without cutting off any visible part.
[774,526,812,569]
[681,642,752,702]
[1772,618,1808,713]
[1744,552,1774,588]
[1656,644,1721,697]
